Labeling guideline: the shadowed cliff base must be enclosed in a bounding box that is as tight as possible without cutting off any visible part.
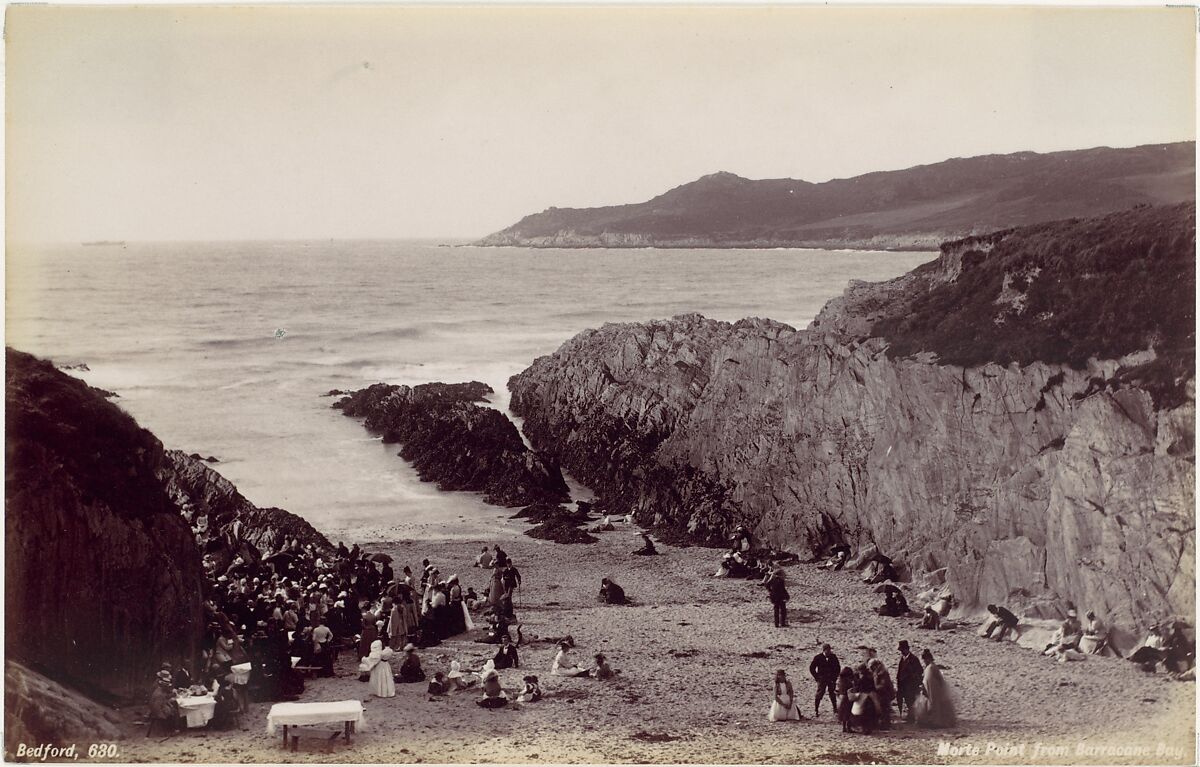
[507,203,1195,641]
[4,349,333,714]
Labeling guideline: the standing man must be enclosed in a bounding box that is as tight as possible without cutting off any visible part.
[809,643,841,716]
[765,569,789,628]
[895,640,923,722]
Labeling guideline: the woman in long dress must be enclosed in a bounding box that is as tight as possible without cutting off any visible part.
[768,669,802,721]
[359,640,396,698]
[914,649,956,728]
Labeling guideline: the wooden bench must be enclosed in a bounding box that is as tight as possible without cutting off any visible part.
[292,665,323,679]
[288,726,346,752]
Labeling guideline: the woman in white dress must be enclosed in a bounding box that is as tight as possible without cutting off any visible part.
[359,640,396,698]
[768,669,802,721]
[551,641,590,677]
[914,649,956,728]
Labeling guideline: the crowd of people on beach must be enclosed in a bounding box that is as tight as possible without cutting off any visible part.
[148,506,1192,744]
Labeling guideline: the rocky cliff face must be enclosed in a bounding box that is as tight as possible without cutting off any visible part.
[5,349,206,699]
[5,349,336,705]
[508,205,1195,637]
[336,382,570,507]
[161,449,331,555]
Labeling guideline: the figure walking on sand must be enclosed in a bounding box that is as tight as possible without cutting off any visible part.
[768,669,802,721]
[765,568,789,628]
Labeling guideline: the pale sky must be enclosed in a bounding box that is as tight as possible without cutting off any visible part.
[6,5,1196,243]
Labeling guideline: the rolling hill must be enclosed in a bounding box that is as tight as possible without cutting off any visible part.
[478,142,1194,250]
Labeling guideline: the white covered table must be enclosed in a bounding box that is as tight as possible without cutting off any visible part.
[266,700,365,747]
[175,694,217,728]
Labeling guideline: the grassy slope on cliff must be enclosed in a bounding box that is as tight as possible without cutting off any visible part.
[871,203,1196,406]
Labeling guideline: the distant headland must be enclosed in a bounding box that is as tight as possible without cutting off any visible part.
[477,142,1194,250]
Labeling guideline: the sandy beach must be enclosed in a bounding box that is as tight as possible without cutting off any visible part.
[111,523,1195,765]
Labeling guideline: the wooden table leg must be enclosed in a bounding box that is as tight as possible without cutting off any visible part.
[282,724,289,749]
[344,721,351,743]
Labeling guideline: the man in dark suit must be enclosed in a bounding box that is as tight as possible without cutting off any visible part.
[895,640,924,722]
[809,643,841,716]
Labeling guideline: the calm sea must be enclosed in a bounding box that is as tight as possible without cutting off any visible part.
[6,241,933,542]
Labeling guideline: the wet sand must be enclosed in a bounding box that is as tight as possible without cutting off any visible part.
[114,528,1195,764]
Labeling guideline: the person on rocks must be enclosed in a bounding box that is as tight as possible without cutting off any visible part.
[633,532,658,556]
[895,640,924,722]
[765,568,789,628]
[809,643,841,717]
[768,669,802,722]
[494,634,521,670]
[397,643,425,683]
[913,649,956,728]
[981,604,1020,641]
[465,588,480,611]
[818,544,852,571]
[359,640,396,698]
[475,547,493,569]
[599,577,627,605]
[552,640,590,677]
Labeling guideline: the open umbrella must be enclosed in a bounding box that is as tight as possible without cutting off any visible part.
[264,551,295,565]
[369,552,394,564]
[874,583,901,595]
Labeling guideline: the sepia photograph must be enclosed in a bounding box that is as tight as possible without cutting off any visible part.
[4,4,1196,765]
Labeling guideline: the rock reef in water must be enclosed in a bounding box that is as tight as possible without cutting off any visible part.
[162,450,331,556]
[335,381,570,507]
[507,204,1196,639]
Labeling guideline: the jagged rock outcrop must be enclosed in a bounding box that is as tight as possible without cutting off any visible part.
[161,450,332,555]
[4,661,124,757]
[335,381,569,507]
[5,349,206,699]
[508,204,1195,638]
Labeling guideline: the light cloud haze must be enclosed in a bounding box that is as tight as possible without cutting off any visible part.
[5,5,1196,243]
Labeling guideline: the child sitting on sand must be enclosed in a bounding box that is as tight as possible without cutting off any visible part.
[427,671,449,695]
[590,653,618,680]
[517,675,542,702]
